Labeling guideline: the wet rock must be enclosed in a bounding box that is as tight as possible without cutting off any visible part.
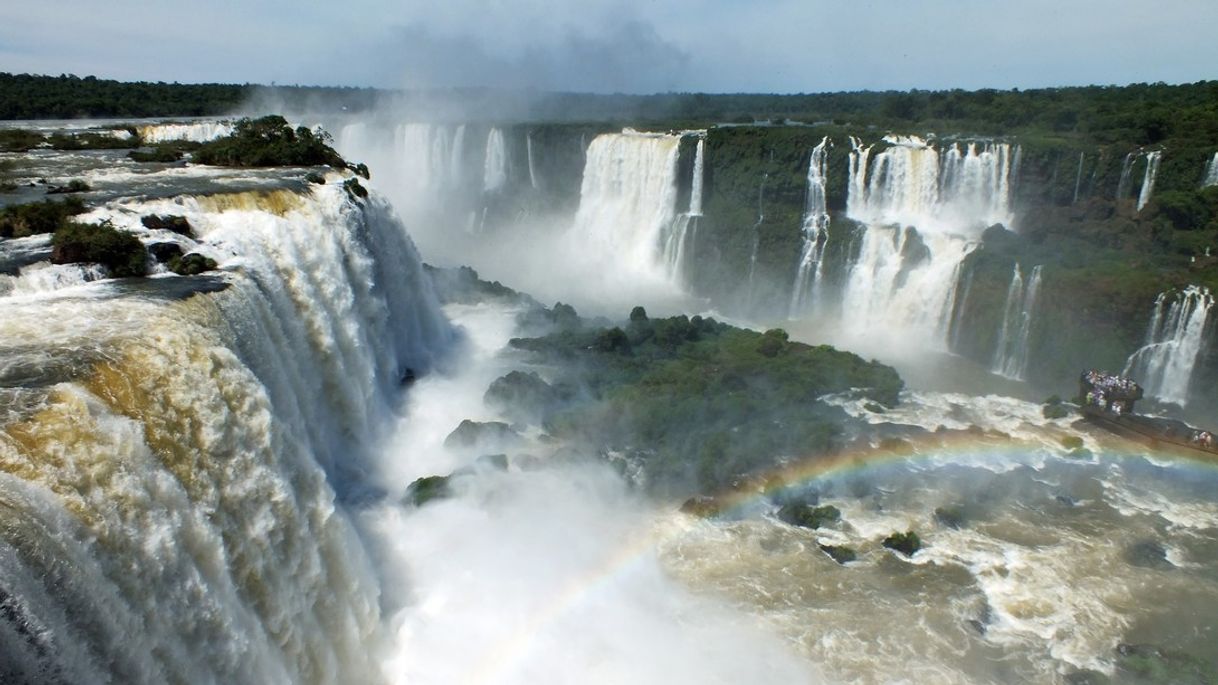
[1124,540,1173,569]
[305,171,326,185]
[443,419,521,449]
[147,242,183,263]
[818,544,857,564]
[777,503,840,529]
[140,214,193,236]
[400,367,416,386]
[167,253,217,276]
[1055,495,1079,507]
[882,530,922,557]
[403,475,451,507]
[484,370,560,424]
[863,402,886,413]
[934,505,967,529]
[1060,435,1085,451]
[680,495,723,518]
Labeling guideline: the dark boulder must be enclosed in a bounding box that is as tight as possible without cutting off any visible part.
[934,505,967,529]
[404,475,451,507]
[680,495,724,518]
[1124,540,1173,569]
[818,544,857,564]
[443,420,522,450]
[147,242,183,263]
[141,214,193,236]
[484,370,559,424]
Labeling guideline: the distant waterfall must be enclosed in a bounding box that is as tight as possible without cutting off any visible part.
[1204,152,1218,187]
[1073,152,1085,204]
[662,135,706,281]
[526,131,539,190]
[0,186,453,683]
[1124,286,1214,406]
[789,137,831,316]
[991,264,1043,380]
[1137,150,1162,212]
[571,130,684,282]
[833,135,1016,346]
[1116,153,1136,200]
[483,127,508,192]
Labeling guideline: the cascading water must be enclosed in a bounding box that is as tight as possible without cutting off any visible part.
[1116,152,1136,200]
[789,137,831,317]
[570,130,683,284]
[0,184,453,683]
[526,131,539,190]
[1073,152,1085,204]
[1137,150,1162,212]
[1123,286,1213,406]
[483,128,508,193]
[833,135,1016,346]
[1205,152,1218,187]
[138,121,234,144]
[991,263,1043,380]
[661,135,706,282]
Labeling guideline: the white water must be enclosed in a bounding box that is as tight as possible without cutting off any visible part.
[1205,152,1218,187]
[661,135,706,282]
[483,127,508,193]
[1136,150,1162,212]
[0,261,108,298]
[830,135,1016,347]
[526,131,539,190]
[570,130,684,286]
[991,264,1043,380]
[789,137,831,317]
[0,184,453,683]
[1123,285,1214,406]
[138,121,234,144]
[1116,152,1136,200]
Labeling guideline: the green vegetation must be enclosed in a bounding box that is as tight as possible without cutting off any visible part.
[50,221,147,277]
[0,128,44,152]
[882,530,922,557]
[0,197,87,238]
[47,179,90,194]
[508,306,903,494]
[167,253,217,276]
[46,131,134,150]
[191,116,346,168]
[777,503,841,529]
[128,140,201,163]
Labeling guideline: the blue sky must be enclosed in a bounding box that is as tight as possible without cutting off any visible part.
[2,1,1216,92]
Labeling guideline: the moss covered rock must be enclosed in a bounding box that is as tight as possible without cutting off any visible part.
[777,503,841,529]
[882,530,922,557]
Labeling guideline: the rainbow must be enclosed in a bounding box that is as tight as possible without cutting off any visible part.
[467,427,1217,682]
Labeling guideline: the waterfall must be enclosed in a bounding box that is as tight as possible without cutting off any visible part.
[1073,152,1085,204]
[0,185,453,683]
[1205,152,1218,187]
[138,121,234,144]
[830,135,1015,346]
[483,127,508,193]
[991,264,1043,380]
[661,135,707,282]
[688,137,705,217]
[789,137,831,316]
[450,124,467,187]
[570,130,683,282]
[1137,150,1162,212]
[526,131,539,190]
[1123,286,1214,406]
[1116,152,1136,200]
